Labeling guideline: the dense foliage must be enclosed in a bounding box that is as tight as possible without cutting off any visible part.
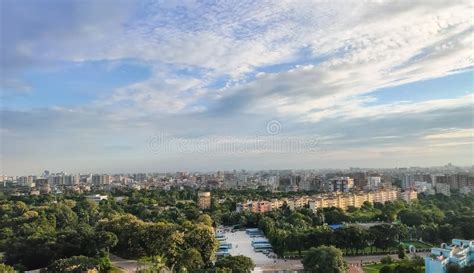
[214,255,255,273]
[0,189,218,271]
[302,245,347,273]
[0,188,472,271]
[216,194,474,256]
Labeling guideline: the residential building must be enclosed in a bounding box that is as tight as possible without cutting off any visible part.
[326,177,354,192]
[86,194,108,203]
[238,188,415,213]
[197,191,211,209]
[367,176,381,190]
[92,174,110,186]
[400,189,418,202]
[236,201,272,213]
[436,183,451,196]
[424,239,473,273]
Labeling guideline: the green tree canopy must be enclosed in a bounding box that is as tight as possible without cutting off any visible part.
[302,245,347,273]
[214,255,255,273]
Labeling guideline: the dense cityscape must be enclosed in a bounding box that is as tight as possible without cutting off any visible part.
[1,0,473,273]
[0,164,473,272]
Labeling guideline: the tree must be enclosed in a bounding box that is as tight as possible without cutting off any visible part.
[176,248,204,272]
[380,266,394,273]
[137,255,169,273]
[42,256,100,273]
[302,246,347,273]
[398,244,406,260]
[95,230,118,253]
[197,214,213,227]
[0,263,17,273]
[446,263,461,273]
[214,255,255,273]
[381,256,394,264]
[370,225,398,251]
[399,210,424,226]
[184,224,218,263]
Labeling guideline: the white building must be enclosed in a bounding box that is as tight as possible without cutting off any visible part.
[367,176,381,190]
[92,174,110,186]
[435,183,451,196]
[326,177,354,192]
[414,181,434,194]
[86,194,108,203]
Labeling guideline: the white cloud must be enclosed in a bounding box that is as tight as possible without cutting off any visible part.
[424,128,474,140]
[1,0,474,174]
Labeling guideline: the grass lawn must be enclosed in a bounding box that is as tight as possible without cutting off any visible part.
[402,241,434,249]
[363,263,387,273]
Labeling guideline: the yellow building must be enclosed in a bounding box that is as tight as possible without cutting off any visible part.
[197,191,211,209]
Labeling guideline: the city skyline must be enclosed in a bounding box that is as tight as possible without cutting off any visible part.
[1,1,473,175]
[3,162,472,177]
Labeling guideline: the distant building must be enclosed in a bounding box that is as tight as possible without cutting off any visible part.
[236,200,272,213]
[402,174,414,189]
[435,183,451,196]
[413,181,434,194]
[425,239,473,273]
[400,189,418,202]
[92,174,110,186]
[459,186,471,195]
[367,176,381,190]
[326,177,354,192]
[197,191,211,210]
[237,188,415,213]
[34,178,50,194]
[86,194,108,203]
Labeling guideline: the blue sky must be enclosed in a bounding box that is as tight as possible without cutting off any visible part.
[1,0,473,175]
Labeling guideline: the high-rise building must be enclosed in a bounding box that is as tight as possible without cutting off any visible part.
[197,191,211,210]
[326,177,354,192]
[367,176,381,190]
[92,174,110,186]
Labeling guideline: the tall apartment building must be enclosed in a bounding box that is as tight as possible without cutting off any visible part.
[197,191,211,210]
[18,176,36,187]
[325,177,354,192]
[367,176,381,190]
[92,174,110,186]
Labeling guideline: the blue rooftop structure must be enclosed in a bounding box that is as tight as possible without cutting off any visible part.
[424,239,473,273]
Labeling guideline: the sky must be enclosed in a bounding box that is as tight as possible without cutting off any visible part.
[1,0,473,175]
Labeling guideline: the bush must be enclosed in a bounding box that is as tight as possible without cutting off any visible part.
[380,265,394,273]
[0,263,18,273]
[381,255,393,264]
[41,256,100,273]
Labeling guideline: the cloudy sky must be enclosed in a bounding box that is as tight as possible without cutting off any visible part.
[1,0,473,175]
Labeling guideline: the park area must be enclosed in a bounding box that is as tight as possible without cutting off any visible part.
[223,230,303,272]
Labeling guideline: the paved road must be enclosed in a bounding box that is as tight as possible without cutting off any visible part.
[110,254,139,273]
[255,252,431,272]
[348,263,364,273]
[109,250,430,273]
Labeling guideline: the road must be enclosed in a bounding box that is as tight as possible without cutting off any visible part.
[109,249,430,273]
[110,254,140,273]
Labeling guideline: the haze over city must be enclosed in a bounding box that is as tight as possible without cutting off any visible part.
[1,1,473,175]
